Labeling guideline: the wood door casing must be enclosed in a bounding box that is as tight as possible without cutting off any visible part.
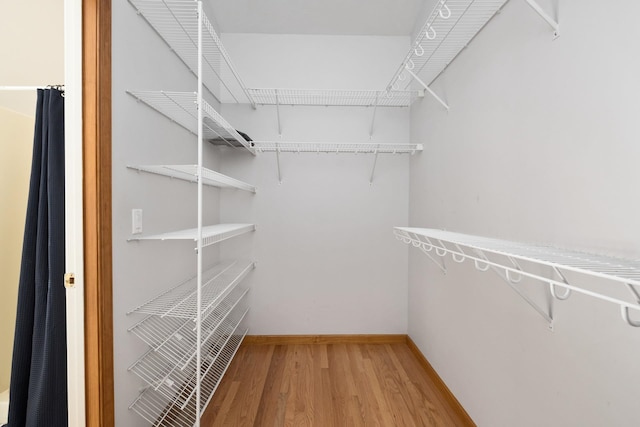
[83,0,114,425]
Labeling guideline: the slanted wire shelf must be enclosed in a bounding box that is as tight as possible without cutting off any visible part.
[127,0,255,106]
[247,88,420,107]
[128,267,251,363]
[128,260,255,319]
[127,91,256,155]
[128,289,248,403]
[127,263,251,360]
[387,0,509,92]
[253,141,423,154]
[127,165,256,193]
[130,319,248,426]
[395,227,640,326]
[128,223,255,249]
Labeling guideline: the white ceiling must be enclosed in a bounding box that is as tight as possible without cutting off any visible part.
[208,0,426,36]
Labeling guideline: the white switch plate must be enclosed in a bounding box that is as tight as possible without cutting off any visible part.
[132,209,143,234]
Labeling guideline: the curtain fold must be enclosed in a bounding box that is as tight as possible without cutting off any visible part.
[5,89,67,427]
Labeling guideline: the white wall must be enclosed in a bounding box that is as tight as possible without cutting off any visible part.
[219,33,411,334]
[408,1,640,426]
[112,2,224,426]
[0,0,64,115]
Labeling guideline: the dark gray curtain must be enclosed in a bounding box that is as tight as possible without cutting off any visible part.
[5,89,67,427]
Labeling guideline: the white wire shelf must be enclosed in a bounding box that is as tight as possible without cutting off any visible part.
[395,227,640,328]
[128,260,255,319]
[127,165,256,193]
[127,0,255,106]
[247,88,420,107]
[253,142,423,154]
[127,267,250,361]
[128,290,248,398]
[128,223,255,248]
[130,320,247,426]
[127,91,256,155]
[387,0,508,92]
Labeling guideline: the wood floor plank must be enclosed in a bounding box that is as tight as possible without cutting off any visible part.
[253,345,288,427]
[383,344,444,426]
[366,344,418,427]
[326,344,350,426]
[363,356,399,427]
[349,344,384,427]
[312,345,328,427]
[203,342,475,427]
[394,344,471,426]
[293,345,314,427]
[215,344,274,426]
[208,381,240,427]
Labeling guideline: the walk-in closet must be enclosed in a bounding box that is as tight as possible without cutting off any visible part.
[107,0,640,426]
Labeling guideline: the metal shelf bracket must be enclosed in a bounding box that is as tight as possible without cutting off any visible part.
[369,93,379,138]
[473,249,554,327]
[524,0,560,38]
[275,141,283,184]
[405,68,450,111]
[369,147,379,185]
[275,89,282,136]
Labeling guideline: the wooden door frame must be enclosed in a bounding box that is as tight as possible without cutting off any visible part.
[83,0,114,425]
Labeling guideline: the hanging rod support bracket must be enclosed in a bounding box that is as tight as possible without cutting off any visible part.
[405,68,450,111]
[369,94,379,138]
[275,89,282,136]
[524,0,560,38]
[370,148,379,185]
[275,142,282,184]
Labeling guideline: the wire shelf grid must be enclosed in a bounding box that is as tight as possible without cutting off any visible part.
[127,0,255,106]
[128,260,255,320]
[247,88,419,107]
[253,141,423,154]
[128,223,255,248]
[130,288,248,371]
[387,0,508,91]
[127,91,256,154]
[130,322,248,426]
[128,294,248,403]
[127,164,256,193]
[395,227,640,326]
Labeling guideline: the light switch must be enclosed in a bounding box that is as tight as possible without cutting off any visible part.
[132,209,143,234]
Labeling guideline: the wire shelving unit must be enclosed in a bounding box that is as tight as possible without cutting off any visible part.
[127,165,256,193]
[128,91,256,154]
[254,142,423,184]
[127,2,257,425]
[129,318,248,426]
[395,227,640,328]
[387,0,508,92]
[126,258,253,426]
[128,287,249,398]
[253,141,423,154]
[129,224,255,248]
[127,0,255,107]
[128,260,255,319]
[247,88,420,107]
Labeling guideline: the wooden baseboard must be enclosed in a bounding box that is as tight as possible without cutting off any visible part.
[243,334,407,345]
[406,336,476,427]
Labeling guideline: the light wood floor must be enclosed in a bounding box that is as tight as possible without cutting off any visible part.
[202,342,471,426]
